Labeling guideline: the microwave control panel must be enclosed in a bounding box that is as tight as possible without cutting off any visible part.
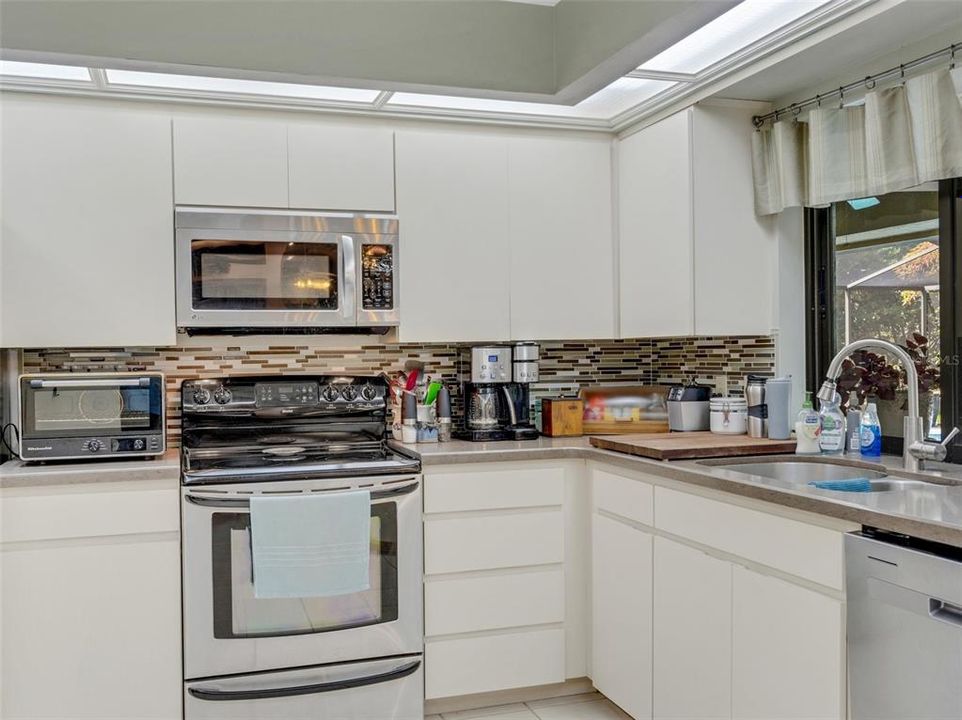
[361,244,394,311]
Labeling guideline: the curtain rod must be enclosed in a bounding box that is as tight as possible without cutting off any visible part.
[752,42,960,128]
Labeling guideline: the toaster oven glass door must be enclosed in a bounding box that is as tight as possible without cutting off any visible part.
[20,376,165,438]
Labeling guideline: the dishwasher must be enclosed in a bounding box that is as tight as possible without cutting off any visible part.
[846,529,962,720]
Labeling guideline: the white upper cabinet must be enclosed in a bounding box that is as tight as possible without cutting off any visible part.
[1,97,176,348]
[618,110,694,338]
[395,131,511,343]
[691,105,775,335]
[508,136,614,340]
[174,116,289,207]
[616,102,774,338]
[288,125,395,211]
[174,118,396,212]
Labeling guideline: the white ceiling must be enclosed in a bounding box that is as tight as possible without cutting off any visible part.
[719,0,962,104]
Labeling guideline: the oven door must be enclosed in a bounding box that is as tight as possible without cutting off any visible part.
[184,655,423,720]
[175,226,354,329]
[182,475,422,679]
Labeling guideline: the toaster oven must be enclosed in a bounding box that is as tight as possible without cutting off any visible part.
[18,373,166,461]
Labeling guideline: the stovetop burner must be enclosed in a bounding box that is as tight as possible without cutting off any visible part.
[179,374,420,484]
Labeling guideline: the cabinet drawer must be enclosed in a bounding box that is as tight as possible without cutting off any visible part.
[592,467,653,526]
[425,568,564,636]
[1,482,179,543]
[655,487,844,589]
[425,466,563,513]
[424,510,563,574]
[425,627,566,699]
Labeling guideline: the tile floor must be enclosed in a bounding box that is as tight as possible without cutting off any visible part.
[426,692,630,720]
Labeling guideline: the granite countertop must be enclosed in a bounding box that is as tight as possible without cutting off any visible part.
[402,437,962,546]
[0,449,181,488]
[4,435,962,547]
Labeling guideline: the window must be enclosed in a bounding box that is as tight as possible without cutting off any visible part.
[806,180,962,461]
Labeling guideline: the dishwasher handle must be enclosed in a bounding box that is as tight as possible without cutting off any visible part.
[929,598,962,628]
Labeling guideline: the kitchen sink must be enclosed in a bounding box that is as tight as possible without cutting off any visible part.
[713,461,926,492]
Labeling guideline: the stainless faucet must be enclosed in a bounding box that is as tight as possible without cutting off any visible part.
[817,338,958,472]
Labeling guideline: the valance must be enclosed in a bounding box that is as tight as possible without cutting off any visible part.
[751,68,962,215]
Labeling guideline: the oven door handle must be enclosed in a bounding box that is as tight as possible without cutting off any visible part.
[187,658,421,702]
[341,234,357,323]
[29,377,152,389]
[184,479,419,508]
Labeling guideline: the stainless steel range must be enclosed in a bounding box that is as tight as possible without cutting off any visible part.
[180,375,423,720]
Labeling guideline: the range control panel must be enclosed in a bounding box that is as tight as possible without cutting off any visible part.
[181,377,388,415]
[361,243,395,311]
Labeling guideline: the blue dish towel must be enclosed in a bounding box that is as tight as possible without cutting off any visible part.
[808,478,873,493]
[250,490,371,599]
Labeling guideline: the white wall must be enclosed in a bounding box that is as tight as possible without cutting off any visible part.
[772,206,807,411]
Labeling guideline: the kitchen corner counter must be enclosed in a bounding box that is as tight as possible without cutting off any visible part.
[0,450,181,489]
[403,437,962,547]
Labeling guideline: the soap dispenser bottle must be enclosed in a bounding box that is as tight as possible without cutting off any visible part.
[795,393,821,455]
[845,391,862,454]
[818,393,846,455]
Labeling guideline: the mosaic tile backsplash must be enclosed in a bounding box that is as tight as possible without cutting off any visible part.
[22,335,775,446]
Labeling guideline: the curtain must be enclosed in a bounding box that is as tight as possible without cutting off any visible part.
[751,67,962,215]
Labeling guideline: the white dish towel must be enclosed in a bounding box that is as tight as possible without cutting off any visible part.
[250,490,371,599]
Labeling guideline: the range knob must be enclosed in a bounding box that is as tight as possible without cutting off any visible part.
[192,387,212,405]
[213,387,232,405]
[360,384,380,401]
[321,384,340,402]
[341,385,359,401]
[86,439,102,452]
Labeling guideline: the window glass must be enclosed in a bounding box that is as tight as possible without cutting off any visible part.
[832,188,941,439]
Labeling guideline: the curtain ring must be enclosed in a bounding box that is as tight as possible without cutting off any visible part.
[838,87,844,109]
[752,115,764,130]
[951,44,957,70]
[791,103,801,121]
[900,63,905,80]
[864,76,876,90]
[815,94,821,108]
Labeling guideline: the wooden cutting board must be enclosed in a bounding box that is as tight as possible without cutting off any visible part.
[590,432,796,461]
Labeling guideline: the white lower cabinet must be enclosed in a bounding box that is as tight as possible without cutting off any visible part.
[0,479,181,720]
[591,512,653,720]
[653,536,731,720]
[732,565,844,720]
[422,462,584,700]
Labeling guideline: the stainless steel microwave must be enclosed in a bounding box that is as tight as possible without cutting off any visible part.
[18,373,166,461]
[175,209,400,333]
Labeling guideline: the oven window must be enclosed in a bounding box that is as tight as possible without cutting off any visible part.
[191,240,339,311]
[22,382,164,438]
[210,503,398,638]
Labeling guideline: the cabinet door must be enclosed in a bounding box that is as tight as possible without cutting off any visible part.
[691,105,774,335]
[288,125,395,211]
[617,111,694,338]
[653,537,731,720]
[1,483,181,720]
[0,98,175,347]
[173,117,288,207]
[508,136,614,339]
[732,566,844,720]
[395,131,510,342]
[592,513,652,720]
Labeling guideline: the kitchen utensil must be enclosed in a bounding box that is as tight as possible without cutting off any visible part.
[424,381,442,406]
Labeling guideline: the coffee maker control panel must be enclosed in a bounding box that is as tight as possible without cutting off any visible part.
[471,346,511,383]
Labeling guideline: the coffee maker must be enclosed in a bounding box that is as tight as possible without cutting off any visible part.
[456,344,540,442]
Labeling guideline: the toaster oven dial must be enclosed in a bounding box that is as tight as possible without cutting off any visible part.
[213,387,232,405]
[192,388,212,405]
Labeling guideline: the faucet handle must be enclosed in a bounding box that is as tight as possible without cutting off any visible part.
[910,427,959,464]
[941,427,960,448]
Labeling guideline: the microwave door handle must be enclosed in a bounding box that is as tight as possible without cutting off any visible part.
[341,234,357,322]
[29,378,152,389]
[187,659,421,701]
